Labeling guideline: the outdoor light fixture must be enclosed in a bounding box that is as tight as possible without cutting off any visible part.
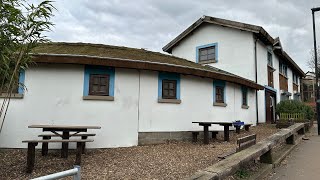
[311,7,320,135]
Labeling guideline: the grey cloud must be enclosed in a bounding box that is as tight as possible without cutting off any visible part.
[44,0,320,72]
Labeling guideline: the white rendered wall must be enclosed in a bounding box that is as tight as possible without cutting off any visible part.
[0,64,140,148]
[171,23,256,81]
[138,71,257,132]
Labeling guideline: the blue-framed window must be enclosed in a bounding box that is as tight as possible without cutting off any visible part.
[241,87,248,106]
[158,72,180,100]
[18,70,25,94]
[267,51,273,67]
[279,61,287,77]
[196,43,218,63]
[83,65,115,97]
[213,80,226,104]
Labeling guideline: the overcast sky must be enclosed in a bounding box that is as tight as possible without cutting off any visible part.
[41,0,320,72]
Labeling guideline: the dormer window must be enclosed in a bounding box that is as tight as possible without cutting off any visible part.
[196,43,218,64]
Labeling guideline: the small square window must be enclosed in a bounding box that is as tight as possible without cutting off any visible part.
[89,74,109,96]
[162,79,177,99]
[198,46,216,62]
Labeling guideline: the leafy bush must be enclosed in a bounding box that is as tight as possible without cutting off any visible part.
[276,100,314,120]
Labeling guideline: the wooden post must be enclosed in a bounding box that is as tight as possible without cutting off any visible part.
[192,132,199,142]
[41,136,51,156]
[81,136,88,154]
[203,125,209,144]
[224,125,230,142]
[235,126,240,134]
[61,131,69,158]
[75,142,82,165]
[244,125,250,131]
[26,142,38,173]
[212,132,217,139]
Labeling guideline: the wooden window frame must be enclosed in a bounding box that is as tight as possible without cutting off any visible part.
[162,79,177,99]
[267,51,273,67]
[89,74,110,96]
[215,86,225,103]
[198,46,216,62]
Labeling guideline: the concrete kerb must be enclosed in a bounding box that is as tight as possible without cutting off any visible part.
[186,123,306,180]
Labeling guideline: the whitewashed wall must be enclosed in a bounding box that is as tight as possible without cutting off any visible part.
[172,23,256,81]
[138,71,257,132]
[0,64,257,148]
[0,64,140,148]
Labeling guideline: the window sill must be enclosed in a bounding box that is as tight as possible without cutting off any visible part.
[83,95,114,101]
[241,105,249,109]
[198,60,217,64]
[268,65,276,72]
[279,73,288,79]
[158,99,181,104]
[0,93,24,99]
[213,102,227,107]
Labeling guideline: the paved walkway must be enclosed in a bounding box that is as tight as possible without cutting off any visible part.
[269,123,320,180]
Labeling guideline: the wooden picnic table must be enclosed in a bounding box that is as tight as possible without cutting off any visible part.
[28,125,101,158]
[192,122,233,144]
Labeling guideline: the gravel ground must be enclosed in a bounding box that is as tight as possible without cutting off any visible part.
[0,124,278,180]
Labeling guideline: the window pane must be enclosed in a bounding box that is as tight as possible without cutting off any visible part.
[92,85,99,92]
[163,82,169,89]
[169,90,174,97]
[169,82,174,89]
[207,47,215,54]
[163,90,169,96]
[100,85,107,92]
[200,49,208,55]
[207,54,215,60]
[200,55,208,61]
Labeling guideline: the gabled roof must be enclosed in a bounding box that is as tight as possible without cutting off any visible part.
[32,42,264,90]
[162,15,305,77]
[162,15,274,53]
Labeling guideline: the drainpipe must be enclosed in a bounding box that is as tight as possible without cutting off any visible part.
[254,37,259,125]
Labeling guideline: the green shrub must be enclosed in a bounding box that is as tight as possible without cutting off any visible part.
[276,100,314,120]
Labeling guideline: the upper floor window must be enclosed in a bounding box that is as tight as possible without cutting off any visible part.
[158,72,181,103]
[267,51,273,67]
[293,73,299,84]
[83,65,115,100]
[213,80,226,106]
[279,61,287,77]
[196,43,218,64]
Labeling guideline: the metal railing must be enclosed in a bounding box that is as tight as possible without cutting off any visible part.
[31,165,81,180]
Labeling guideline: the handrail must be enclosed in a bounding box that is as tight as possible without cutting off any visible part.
[31,165,81,180]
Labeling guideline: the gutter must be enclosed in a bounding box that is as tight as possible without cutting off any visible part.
[254,37,259,124]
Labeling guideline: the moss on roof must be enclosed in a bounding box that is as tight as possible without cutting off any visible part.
[33,42,260,86]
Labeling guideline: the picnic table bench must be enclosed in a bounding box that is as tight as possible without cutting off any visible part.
[28,125,101,158]
[191,130,219,142]
[38,133,96,155]
[192,122,233,144]
[22,139,93,173]
[233,122,253,134]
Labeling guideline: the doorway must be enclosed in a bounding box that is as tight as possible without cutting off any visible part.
[265,89,276,123]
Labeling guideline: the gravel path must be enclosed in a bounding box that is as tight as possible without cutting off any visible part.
[0,124,278,180]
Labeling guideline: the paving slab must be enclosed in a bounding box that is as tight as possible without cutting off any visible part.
[268,123,320,180]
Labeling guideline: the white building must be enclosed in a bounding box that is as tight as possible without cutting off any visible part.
[163,16,305,124]
[0,42,263,148]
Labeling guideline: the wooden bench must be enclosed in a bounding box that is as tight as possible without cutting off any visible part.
[218,134,256,159]
[22,139,93,173]
[192,131,219,142]
[38,133,96,156]
[236,134,256,152]
[234,123,253,134]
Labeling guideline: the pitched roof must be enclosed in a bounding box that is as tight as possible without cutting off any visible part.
[32,42,264,90]
[162,15,305,77]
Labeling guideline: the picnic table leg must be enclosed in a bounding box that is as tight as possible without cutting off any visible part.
[42,136,51,156]
[235,126,240,134]
[26,142,38,173]
[75,142,82,165]
[203,125,209,144]
[81,136,88,154]
[61,131,69,158]
[224,125,230,142]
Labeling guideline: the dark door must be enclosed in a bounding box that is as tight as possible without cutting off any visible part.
[265,90,276,123]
